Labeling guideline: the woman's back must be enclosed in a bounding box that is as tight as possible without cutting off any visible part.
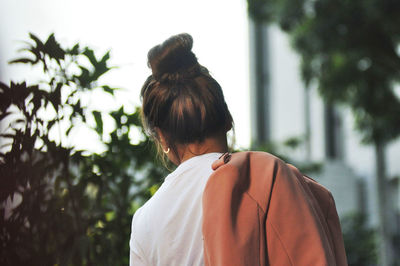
[130,153,221,266]
[130,33,233,265]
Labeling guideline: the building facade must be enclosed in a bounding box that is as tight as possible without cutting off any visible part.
[248,21,400,227]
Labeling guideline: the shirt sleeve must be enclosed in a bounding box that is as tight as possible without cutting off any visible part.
[129,208,147,266]
[130,243,147,266]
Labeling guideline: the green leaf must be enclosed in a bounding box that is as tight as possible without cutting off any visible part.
[27,33,45,67]
[105,211,115,221]
[82,48,112,81]
[92,111,103,136]
[66,124,73,136]
[101,85,119,95]
[47,119,57,131]
[75,66,91,88]
[68,43,80,55]
[283,136,302,149]
[83,47,98,67]
[8,58,36,65]
[43,33,66,62]
[149,184,160,196]
[100,51,110,65]
[29,33,45,50]
[72,99,84,120]
[47,83,62,110]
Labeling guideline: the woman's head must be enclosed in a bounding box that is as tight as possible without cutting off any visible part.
[140,33,233,164]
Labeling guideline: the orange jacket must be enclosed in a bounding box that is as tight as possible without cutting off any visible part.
[202,152,348,266]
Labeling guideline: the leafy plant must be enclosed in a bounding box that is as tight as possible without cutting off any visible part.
[0,33,166,266]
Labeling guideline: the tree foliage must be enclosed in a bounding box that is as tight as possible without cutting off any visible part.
[341,213,378,266]
[252,136,322,174]
[248,0,400,144]
[0,33,166,266]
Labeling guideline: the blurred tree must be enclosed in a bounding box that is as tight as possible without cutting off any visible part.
[0,33,166,265]
[341,213,378,266]
[252,136,322,174]
[247,0,400,265]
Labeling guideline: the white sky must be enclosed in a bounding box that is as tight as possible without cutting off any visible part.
[0,0,250,151]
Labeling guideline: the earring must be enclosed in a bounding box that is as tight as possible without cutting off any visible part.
[163,147,170,154]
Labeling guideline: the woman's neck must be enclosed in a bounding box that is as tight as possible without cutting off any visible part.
[178,135,228,164]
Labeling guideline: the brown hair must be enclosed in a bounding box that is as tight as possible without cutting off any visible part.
[140,33,233,163]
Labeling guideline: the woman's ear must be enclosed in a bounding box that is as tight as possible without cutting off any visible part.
[155,128,167,148]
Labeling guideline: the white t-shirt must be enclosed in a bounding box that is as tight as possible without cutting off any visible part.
[129,152,222,266]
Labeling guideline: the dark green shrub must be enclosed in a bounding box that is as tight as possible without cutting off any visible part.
[0,33,166,266]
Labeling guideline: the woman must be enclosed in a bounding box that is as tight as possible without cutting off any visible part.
[129,33,233,266]
[130,33,347,266]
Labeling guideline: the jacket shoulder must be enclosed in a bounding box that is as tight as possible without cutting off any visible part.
[208,151,287,213]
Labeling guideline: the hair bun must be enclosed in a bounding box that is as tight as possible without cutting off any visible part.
[147,33,199,82]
